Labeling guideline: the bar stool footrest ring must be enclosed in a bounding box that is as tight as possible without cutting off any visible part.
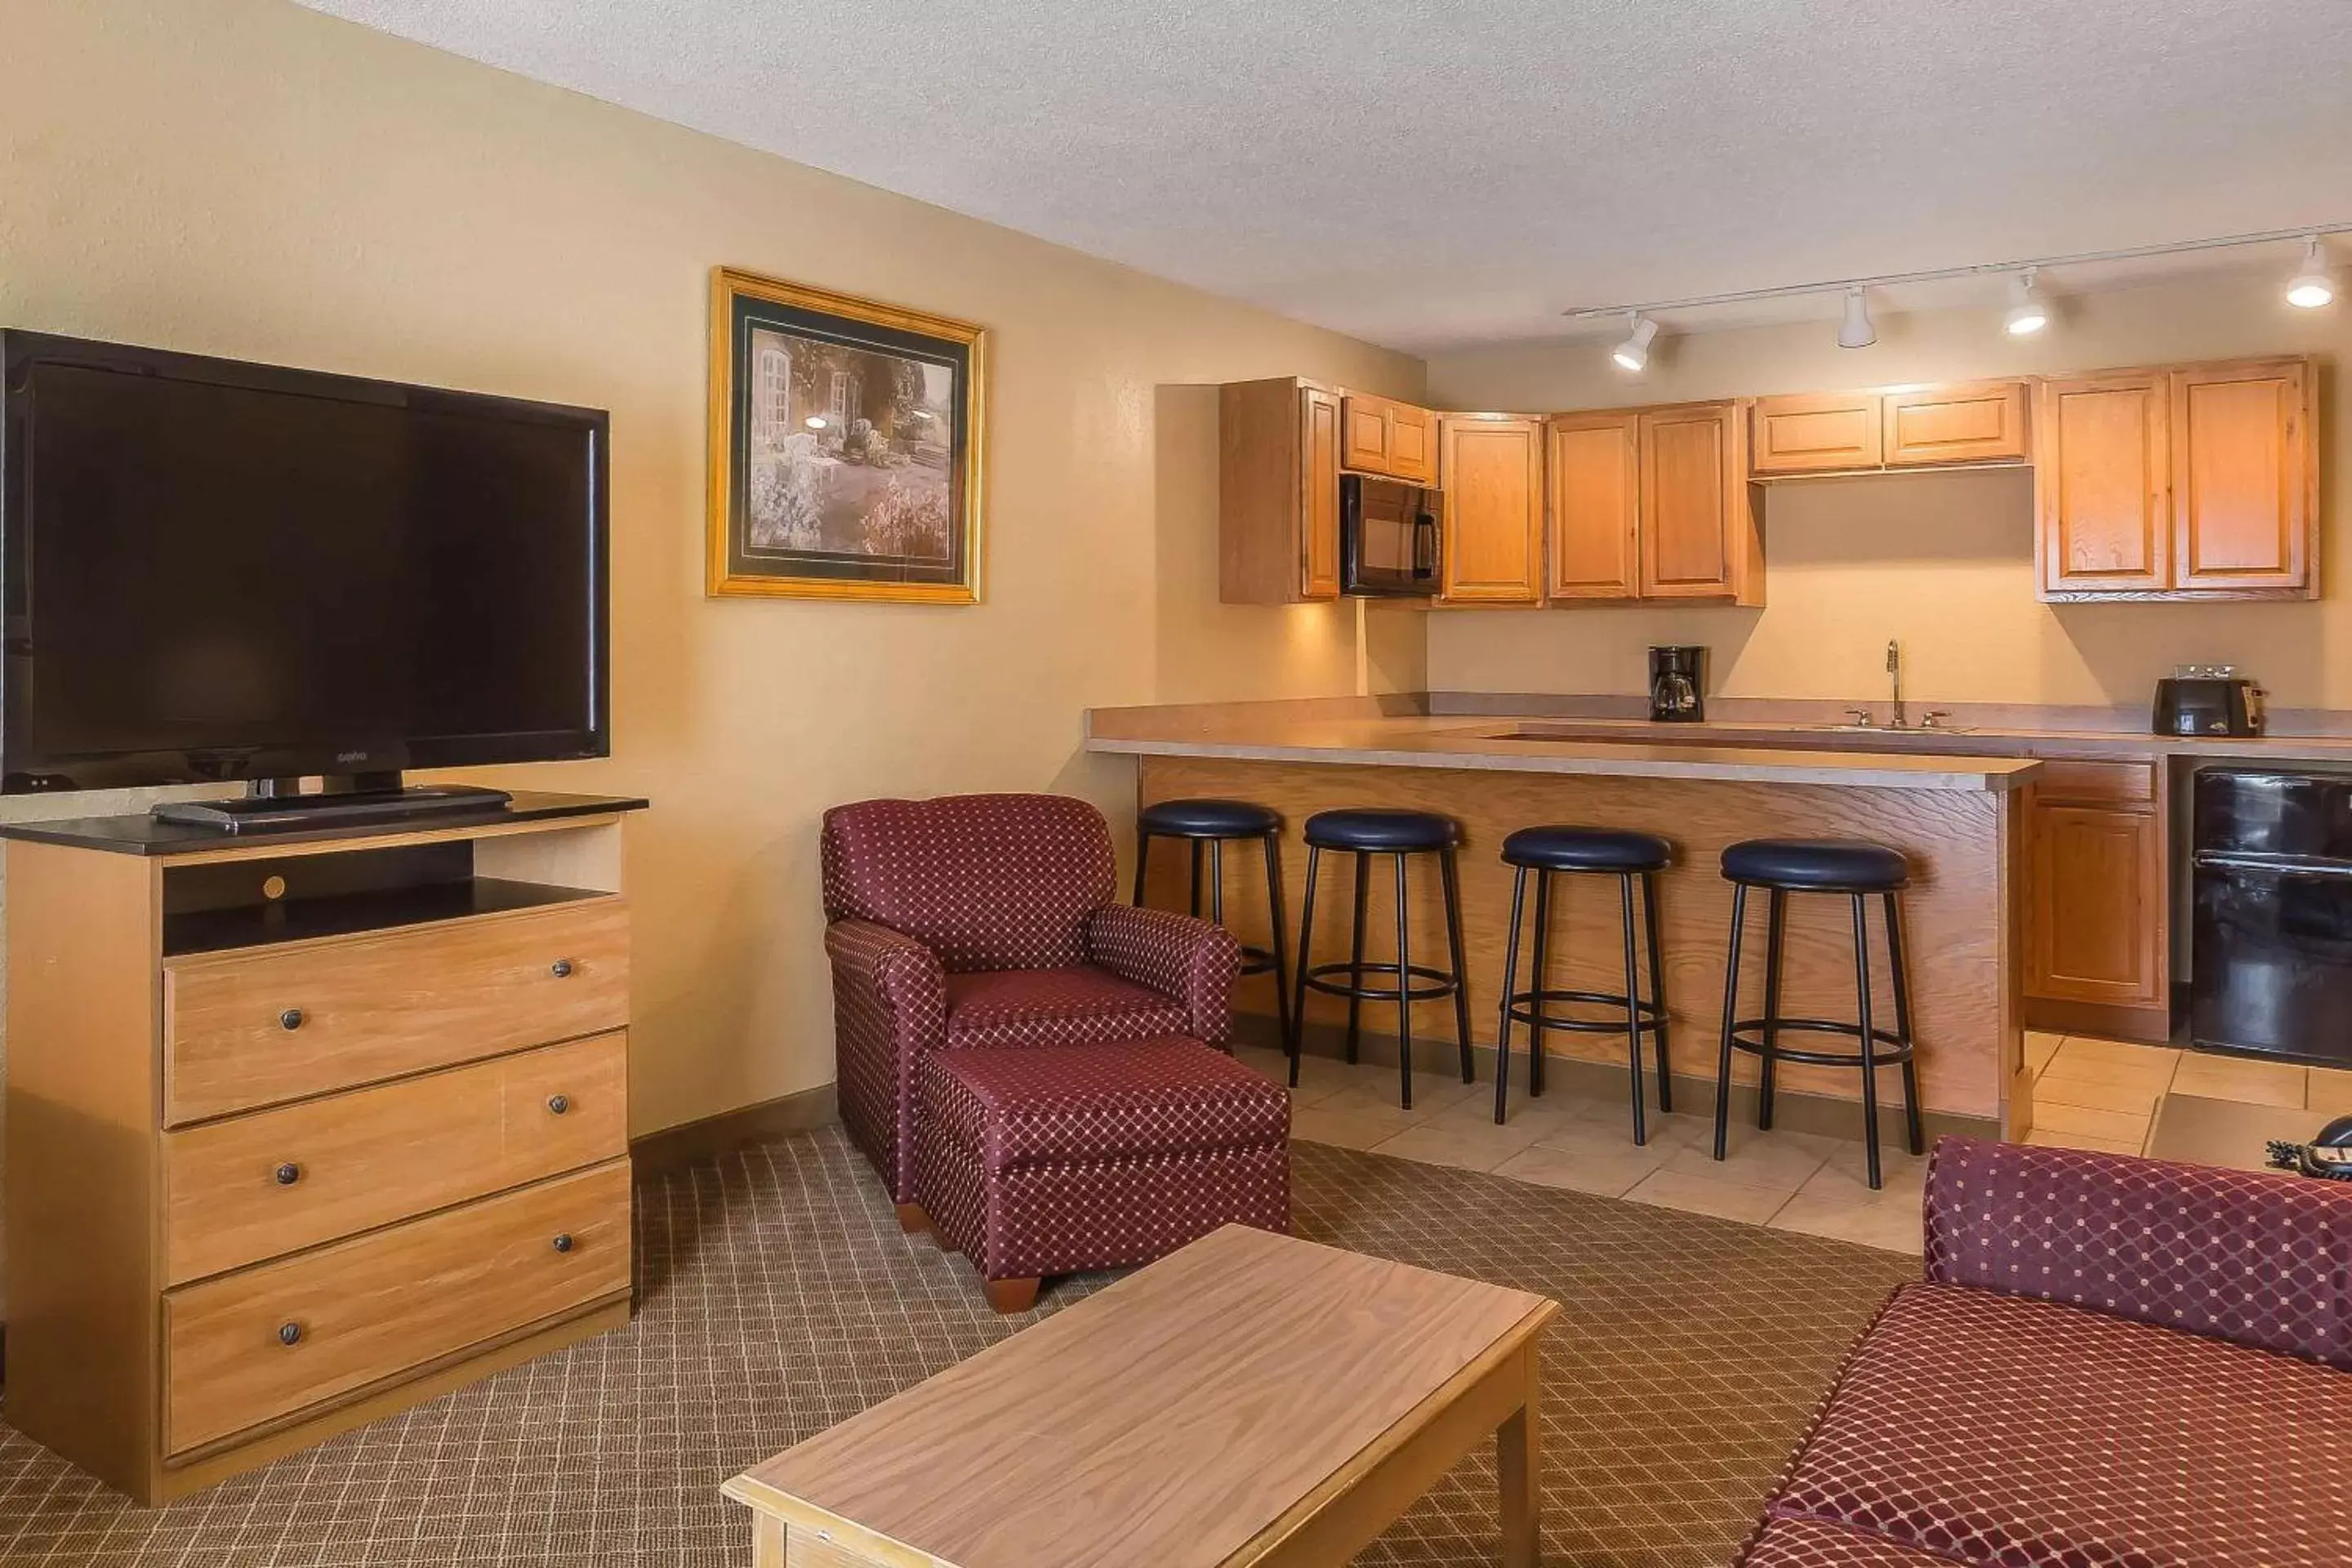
[1303,960,1460,1004]
[1504,989,1667,1036]
[1725,1016,1914,1070]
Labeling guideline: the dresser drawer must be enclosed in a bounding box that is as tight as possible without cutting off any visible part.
[163,1031,628,1285]
[164,1160,630,1455]
[164,899,629,1125]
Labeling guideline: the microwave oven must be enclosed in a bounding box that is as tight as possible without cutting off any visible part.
[1339,474,1438,597]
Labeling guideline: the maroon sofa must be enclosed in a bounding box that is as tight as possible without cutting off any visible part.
[1738,1136,2352,1567]
[821,793,1289,1310]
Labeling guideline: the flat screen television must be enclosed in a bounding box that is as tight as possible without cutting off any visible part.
[0,332,608,817]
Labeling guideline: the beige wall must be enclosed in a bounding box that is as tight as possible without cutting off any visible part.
[0,0,1423,1139]
[1425,272,2345,710]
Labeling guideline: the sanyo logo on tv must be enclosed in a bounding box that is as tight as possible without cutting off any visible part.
[336,750,371,764]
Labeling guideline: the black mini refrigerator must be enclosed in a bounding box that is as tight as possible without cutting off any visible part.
[2192,768,2352,1066]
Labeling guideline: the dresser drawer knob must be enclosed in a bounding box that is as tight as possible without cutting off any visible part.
[546,1094,570,1116]
[551,1232,575,1254]
[278,1007,305,1032]
[550,959,575,979]
[274,1162,302,1187]
[278,1321,303,1347]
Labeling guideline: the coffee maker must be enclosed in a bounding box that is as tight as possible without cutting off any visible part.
[1649,646,1707,723]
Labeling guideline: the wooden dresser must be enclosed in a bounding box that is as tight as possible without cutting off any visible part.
[2,792,645,1503]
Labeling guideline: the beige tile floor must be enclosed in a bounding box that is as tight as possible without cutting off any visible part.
[1235,1036,2352,1258]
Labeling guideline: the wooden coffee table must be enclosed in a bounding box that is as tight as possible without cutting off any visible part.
[722,1224,1560,1567]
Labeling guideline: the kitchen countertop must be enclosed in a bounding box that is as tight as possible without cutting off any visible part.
[1085,710,2044,792]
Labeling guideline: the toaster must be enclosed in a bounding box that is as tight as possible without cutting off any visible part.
[2153,666,2264,738]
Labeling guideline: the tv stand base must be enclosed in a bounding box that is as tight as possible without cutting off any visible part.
[153,779,514,835]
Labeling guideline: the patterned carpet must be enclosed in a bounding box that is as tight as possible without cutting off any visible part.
[0,1129,1915,1566]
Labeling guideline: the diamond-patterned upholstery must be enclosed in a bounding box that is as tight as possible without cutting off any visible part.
[915,1037,1290,1281]
[1766,1281,2352,1566]
[1735,1136,2352,1568]
[1740,1520,1957,1567]
[821,793,1242,1209]
[1923,1134,2352,1370]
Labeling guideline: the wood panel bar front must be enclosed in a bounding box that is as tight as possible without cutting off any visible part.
[1138,755,2029,1134]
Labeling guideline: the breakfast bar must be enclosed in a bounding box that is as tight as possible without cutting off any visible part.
[1089,704,2042,1139]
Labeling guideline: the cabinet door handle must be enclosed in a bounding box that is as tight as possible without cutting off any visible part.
[546,1094,570,1116]
[278,1321,303,1346]
[278,1007,305,1031]
[551,1233,576,1254]
[550,959,576,978]
[274,1162,302,1187]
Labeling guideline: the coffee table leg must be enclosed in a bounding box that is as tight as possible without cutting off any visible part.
[751,1512,786,1567]
[1497,1344,1541,1567]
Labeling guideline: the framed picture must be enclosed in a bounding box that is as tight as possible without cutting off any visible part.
[706,267,987,602]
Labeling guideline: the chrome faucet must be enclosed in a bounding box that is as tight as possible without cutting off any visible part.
[1886,639,1906,729]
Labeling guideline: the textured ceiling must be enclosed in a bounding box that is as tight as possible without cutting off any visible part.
[295,1,2352,352]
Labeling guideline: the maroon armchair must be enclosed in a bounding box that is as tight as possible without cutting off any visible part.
[821,793,1243,1206]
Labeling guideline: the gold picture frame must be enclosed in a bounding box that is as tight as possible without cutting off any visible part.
[706,267,987,602]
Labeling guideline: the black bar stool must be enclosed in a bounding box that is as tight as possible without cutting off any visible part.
[1494,826,1674,1141]
[1711,838,1925,1189]
[1134,799,1291,1050]
[1290,809,1471,1109]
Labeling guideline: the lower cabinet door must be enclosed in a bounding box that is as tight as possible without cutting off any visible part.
[2027,801,2164,1006]
[164,1160,631,1455]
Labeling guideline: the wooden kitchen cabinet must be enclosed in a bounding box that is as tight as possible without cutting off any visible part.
[1640,403,1760,603]
[2023,757,2170,1041]
[1546,412,1640,599]
[1437,417,1544,604]
[2038,356,2314,601]
[1219,378,1343,604]
[1340,391,1437,484]
[1883,380,2032,467]
[1752,392,1882,474]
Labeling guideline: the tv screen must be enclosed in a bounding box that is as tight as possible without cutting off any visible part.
[0,332,608,793]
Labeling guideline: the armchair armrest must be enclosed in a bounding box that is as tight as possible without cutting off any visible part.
[1084,904,1243,1046]
[825,920,948,1203]
[1923,1135,2352,1370]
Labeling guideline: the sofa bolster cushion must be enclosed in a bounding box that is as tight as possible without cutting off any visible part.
[1922,1134,2352,1370]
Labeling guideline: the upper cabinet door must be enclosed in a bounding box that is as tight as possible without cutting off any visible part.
[1299,388,1342,600]
[1751,393,1881,475]
[1386,403,1438,485]
[1547,413,1640,600]
[1639,403,1758,602]
[2036,374,2169,596]
[1883,381,2031,467]
[1340,394,1392,474]
[2169,359,2314,595]
[1438,418,1544,604]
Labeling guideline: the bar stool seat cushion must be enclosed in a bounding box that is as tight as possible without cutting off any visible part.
[1723,838,1908,891]
[1502,825,1671,873]
[1303,808,1459,853]
[1137,798,1281,838]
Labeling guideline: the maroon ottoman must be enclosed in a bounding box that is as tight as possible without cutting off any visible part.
[910,1036,1291,1311]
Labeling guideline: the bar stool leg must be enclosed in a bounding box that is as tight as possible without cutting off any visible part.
[1290,847,1321,1089]
[1345,852,1370,1065]
[1264,833,1294,1063]
[1618,871,1648,1147]
[1713,882,1748,1161]
[1851,893,1884,1191]
[1494,866,1529,1125]
[1883,891,1926,1156]
[1440,849,1474,1085]
[1188,840,1205,918]
[1757,889,1788,1132]
[1527,871,1552,1098]
[1133,831,1152,906]
[1209,838,1225,927]
[1392,852,1415,1110]
[1642,870,1673,1112]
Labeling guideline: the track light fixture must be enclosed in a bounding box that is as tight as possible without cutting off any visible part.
[1610,313,1659,372]
[1837,287,1876,349]
[2002,270,2049,336]
[1563,221,2351,363]
[2287,235,2335,309]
